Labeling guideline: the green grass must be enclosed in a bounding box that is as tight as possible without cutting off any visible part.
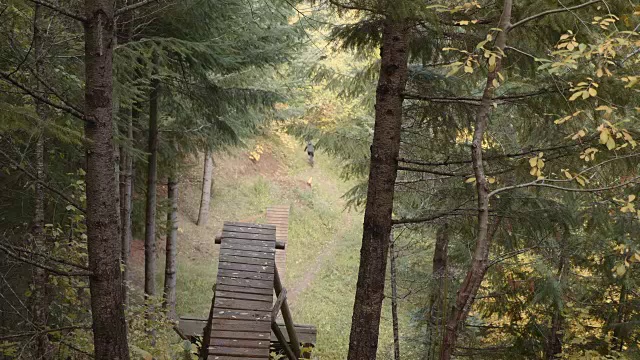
[138,130,404,359]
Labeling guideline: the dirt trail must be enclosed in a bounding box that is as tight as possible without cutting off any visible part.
[287,214,354,307]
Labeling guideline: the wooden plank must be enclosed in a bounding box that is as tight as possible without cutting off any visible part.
[215,290,273,303]
[221,239,274,248]
[210,338,270,348]
[215,284,272,296]
[218,262,274,274]
[220,243,275,253]
[210,330,271,341]
[219,254,275,266]
[210,319,271,332]
[225,222,276,230]
[217,277,273,289]
[217,269,273,281]
[209,346,269,357]
[212,309,270,322]
[269,324,317,343]
[222,232,278,241]
[177,318,207,338]
[224,225,275,235]
[220,249,274,259]
[215,298,272,311]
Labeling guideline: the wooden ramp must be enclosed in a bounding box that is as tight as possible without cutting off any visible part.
[266,205,290,281]
[177,211,316,360]
[207,222,277,360]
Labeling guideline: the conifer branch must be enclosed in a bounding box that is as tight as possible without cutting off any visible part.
[508,0,601,31]
[0,148,86,213]
[25,0,87,22]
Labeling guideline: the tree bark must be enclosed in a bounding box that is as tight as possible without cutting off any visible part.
[144,52,160,299]
[83,0,130,358]
[390,232,400,360]
[163,175,178,320]
[196,152,214,226]
[428,224,449,359]
[347,19,409,360]
[439,1,512,358]
[30,4,52,359]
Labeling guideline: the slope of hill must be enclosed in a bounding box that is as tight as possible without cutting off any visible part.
[128,128,402,358]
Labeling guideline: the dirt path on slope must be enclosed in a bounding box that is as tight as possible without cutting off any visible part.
[287,214,354,307]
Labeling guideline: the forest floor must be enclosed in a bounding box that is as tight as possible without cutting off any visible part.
[128,128,401,359]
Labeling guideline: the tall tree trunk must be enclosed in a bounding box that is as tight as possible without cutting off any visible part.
[83,0,130,358]
[120,110,134,306]
[347,19,409,360]
[196,152,213,226]
[144,53,160,299]
[390,231,400,360]
[31,4,52,359]
[439,1,512,359]
[428,224,449,359]
[163,175,178,320]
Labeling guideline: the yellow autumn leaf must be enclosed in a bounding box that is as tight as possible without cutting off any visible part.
[465,177,476,184]
[588,87,597,97]
[569,91,583,101]
[615,263,626,277]
[629,194,636,202]
[606,137,616,150]
[529,157,538,167]
[600,130,610,144]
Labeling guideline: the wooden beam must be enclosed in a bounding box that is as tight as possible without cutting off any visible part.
[271,321,297,360]
[272,288,287,319]
[274,266,301,358]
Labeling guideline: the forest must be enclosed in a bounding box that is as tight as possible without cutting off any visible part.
[1,0,640,359]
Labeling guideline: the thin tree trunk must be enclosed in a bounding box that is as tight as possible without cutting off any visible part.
[613,283,627,352]
[120,110,133,306]
[347,19,409,360]
[546,232,566,360]
[30,4,52,359]
[163,175,178,320]
[440,11,509,360]
[439,1,512,358]
[84,0,130,358]
[196,152,213,226]
[390,231,400,360]
[428,224,449,358]
[144,52,160,299]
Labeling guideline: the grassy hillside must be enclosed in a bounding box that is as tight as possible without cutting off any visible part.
[130,128,403,359]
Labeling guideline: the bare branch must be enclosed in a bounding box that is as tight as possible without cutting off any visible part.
[0,71,87,121]
[25,0,87,22]
[404,88,555,105]
[0,148,86,212]
[6,244,89,271]
[115,0,161,16]
[0,243,92,276]
[489,176,640,198]
[508,0,601,30]
[0,325,91,341]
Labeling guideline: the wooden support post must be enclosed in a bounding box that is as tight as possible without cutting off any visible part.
[272,321,297,360]
[274,266,301,358]
[272,288,287,320]
[199,284,216,360]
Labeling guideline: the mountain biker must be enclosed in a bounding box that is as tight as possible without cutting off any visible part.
[304,141,315,165]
